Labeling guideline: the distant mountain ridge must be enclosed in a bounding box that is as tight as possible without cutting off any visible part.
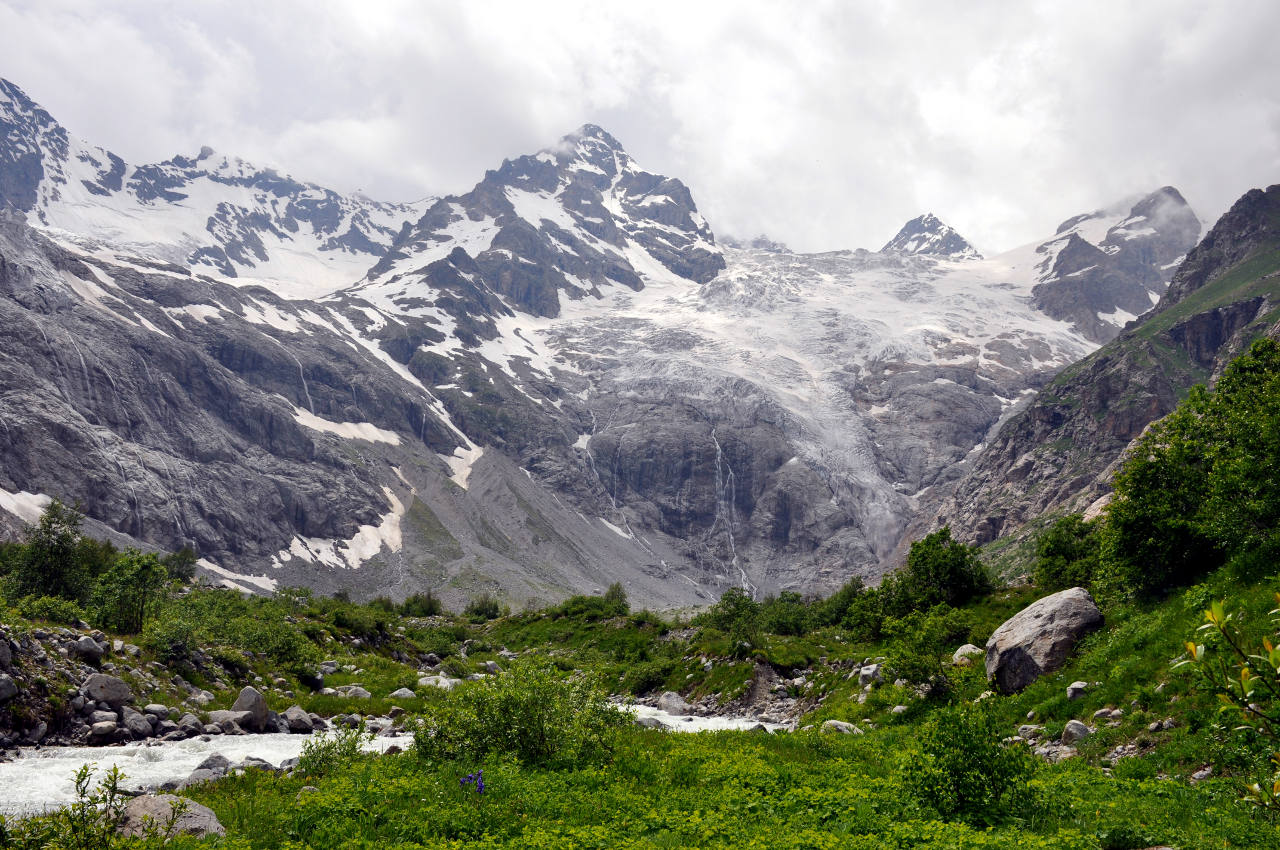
[0,78,425,298]
[0,75,1220,605]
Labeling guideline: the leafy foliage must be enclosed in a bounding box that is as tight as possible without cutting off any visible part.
[297,722,374,778]
[696,586,761,656]
[902,703,1038,826]
[91,550,169,634]
[1034,515,1101,591]
[1100,337,1280,598]
[881,527,993,618]
[414,660,627,768]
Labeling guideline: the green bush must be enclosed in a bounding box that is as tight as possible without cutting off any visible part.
[1033,515,1100,591]
[760,591,811,636]
[140,616,199,665]
[17,595,85,626]
[884,604,973,693]
[90,549,169,634]
[464,592,501,622]
[902,703,1037,826]
[696,586,760,656]
[414,660,627,768]
[402,590,443,617]
[880,528,992,621]
[298,722,373,778]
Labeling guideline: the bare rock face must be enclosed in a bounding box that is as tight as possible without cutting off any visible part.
[119,794,225,838]
[985,587,1103,693]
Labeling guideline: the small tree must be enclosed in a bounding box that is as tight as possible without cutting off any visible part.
[402,590,443,617]
[91,550,169,634]
[700,586,761,655]
[903,703,1037,825]
[1033,515,1100,591]
[602,582,629,616]
[881,527,992,618]
[9,500,89,601]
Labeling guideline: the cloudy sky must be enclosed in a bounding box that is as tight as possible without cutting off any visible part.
[2,0,1277,254]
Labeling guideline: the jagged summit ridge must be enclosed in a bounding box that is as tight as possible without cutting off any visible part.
[0,77,426,298]
[356,121,725,327]
[881,213,982,260]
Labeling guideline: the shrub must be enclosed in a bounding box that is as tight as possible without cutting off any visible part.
[8,500,91,602]
[414,660,627,768]
[697,586,760,656]
[760,591,811,636]
[298,722,373,778]
[140,616,199,665]
[1033,515,1101,591]
[17,595,85,626]
[402,590,443,617]
[464,592,501,622]
[602,581,629,615]
[881,528,992,619]
[90,549,169,634]
[902,703,1037,826]
[884,604,973,693]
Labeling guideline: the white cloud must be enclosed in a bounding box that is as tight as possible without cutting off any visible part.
[1,0,1276,253]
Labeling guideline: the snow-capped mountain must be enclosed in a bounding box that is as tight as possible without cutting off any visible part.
[1028,187,1201,342]
[881,213,982,260]
[0,77,1204,605]
[0,78,425,298]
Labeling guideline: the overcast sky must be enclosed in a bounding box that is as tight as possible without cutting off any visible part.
[2,0,1277,254]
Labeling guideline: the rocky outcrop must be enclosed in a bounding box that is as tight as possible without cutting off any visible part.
[230,686,268,733]
[930,185,1280,556]
[1031,187,1202,344]
[985,587,1103,693]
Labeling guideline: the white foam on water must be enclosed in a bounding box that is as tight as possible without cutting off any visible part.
[0,732,414,817]
[621,703,788,733]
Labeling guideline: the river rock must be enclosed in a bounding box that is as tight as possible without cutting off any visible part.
[636,716,667,730]
[231,686,268,732]
[195,753,231,775]
[121,706,153,739]
[208,710,254,731]
[985,587,1104,694]
[0,674,17,703]
[90,720,118,739]
[657,691,691,714]
[119,794,225,838]
[81,673,133,706]
[177,713,204,735]
[144,704,170,719]
[284,705,313,733]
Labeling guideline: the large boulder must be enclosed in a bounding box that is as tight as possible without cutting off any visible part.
[71,635,104,663]
[656,691,691,715]
[230,686,268,732]
[985,587,1103,693]
[81,673,133,706]
[119,795,225,838]
[0,673,17,703]
[120,706,153,739]
[283,705,313,733]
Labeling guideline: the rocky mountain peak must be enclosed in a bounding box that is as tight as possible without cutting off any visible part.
[881,213,982,260]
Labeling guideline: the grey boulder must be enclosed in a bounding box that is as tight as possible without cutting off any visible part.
[0,673,17,703]
[119,795,225,838]
[121,706,153,739]
[81,673,133,706]
[821,719,864,735]
[71,635,104,663]
[283,705,313,733]
[388,687,416,699]
[230,686,269,732]
[1061,719,1093,744]
[656,691,691,715]
[985,587,1103,694]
